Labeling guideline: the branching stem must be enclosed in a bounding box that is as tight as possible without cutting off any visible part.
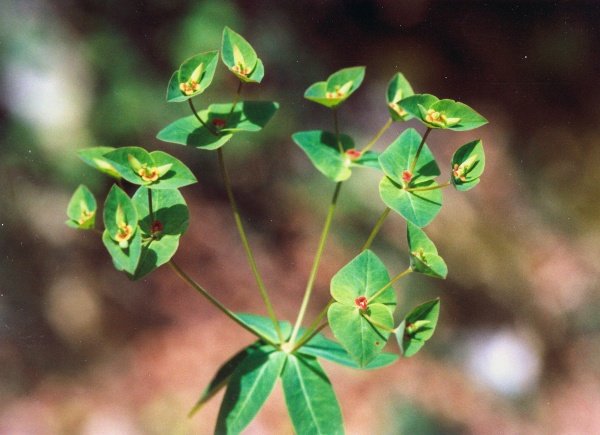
[408,127,432,175]
[361,207,391,251]
[360,118,392,153]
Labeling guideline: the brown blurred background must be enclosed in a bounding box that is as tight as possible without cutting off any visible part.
[1,0,600,433]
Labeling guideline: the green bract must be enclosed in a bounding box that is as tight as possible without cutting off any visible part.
[77,146,121,179]
[304,66,365,109]
[379,128,442,227]
[221,27,264,83]
[292,130,380,182]
[328,250,396,367]
[387,72,415,121]
[157,101,279,150]
[407,222,447,279]
[102,146,196,189]
[166,50,219,102]
[451,139,485,191]
[66,185,96,230]
[400,94,488,131]
[396,299,440,357]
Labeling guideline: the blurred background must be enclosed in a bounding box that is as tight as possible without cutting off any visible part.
[2,0,600,433]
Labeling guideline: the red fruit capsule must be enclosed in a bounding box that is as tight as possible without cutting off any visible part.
[345,149,362,160]
[212,118,227,129]
[151,220,164,234]
[355,296,368,311]
[402,170,413,183]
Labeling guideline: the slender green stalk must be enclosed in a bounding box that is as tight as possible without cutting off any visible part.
[333,109,344,154]
[361,207,391,251]
[360,312,396,333]
[289,182,343,344]
[168,260,277,347]
[216,147,283,343]
[188,99,218,136]
[360,118,392,153]
[369,267,412,302]
[408,127,432,175]
[290,299,333,352]
[405,180,451,192]
[147,188,155,223]
[227,81,244,120]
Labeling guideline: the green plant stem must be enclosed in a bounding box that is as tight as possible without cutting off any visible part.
[188,99,218,136]
[405,180,451,192]
[216,147,283,343]
[333,109,344,153]
[369,267,412,302]
[360,118,392,153]
[227,81,244,120]
[361,207,391,251]
[289,181,343,344]
[290,299,333,353]
[360,312,396,333]
[168,260,277,347]
[408,127,432,175]
[147,188,155,222]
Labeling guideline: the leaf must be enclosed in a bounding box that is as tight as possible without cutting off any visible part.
[328,250,396,367]
[66,185,97,230]
[396,299,440,357]
[156,101,278,150]
[215,347,286,434]
[103,185,138,247]
[102,229,142,275]
[189,343,261,417]
[221,27,263,83]
[379,128,440,185]
[103,147,197,189]
[292,130,380,182]
[400,94,488,131]
[167,50,219,102]
[386,73,415,122]
[304,66,365,109]
[298,333,398,370]
[236,313,292,344]
[451,139,485,191]
[131,187,189,279]
[77,146,121,179]
[379,177,442,228]
[281,354,344,435]
[407,222,447,278]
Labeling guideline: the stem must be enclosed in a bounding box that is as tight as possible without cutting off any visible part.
[227,81,244,121]
[369,267,412,302]
[147,188,155,223]
[188,99,218,136]
[289,182,343,344]
[216,147,283,343]
[291,299,333,352]
[360,118,392,153]
[361,207,391,251]
[408,127,432,175]
[333,109,344,154]
[360,312,396,333]
[168,260,277,347]
[405,180,451,193]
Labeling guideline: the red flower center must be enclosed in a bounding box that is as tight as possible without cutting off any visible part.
[402,170,413,183]
[345,149,362,160]
[212,118,227,129]
[151,220,164,234]
[355,296,368,311]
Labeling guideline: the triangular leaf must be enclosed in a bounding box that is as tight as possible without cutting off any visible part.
[451,139,485,191]
[102,229,142,275]
[396,299,440,357]
[66,185,97,230]
[304,66,365,108]
[281,354,344,435]
[407,222,447,278]
[379,177,442,228]
[77,146,121,179]
[236,313,292,344]
[221,27,262,83]
[386,73,415,121]
[400,94,487,131]
[103,185,138,247]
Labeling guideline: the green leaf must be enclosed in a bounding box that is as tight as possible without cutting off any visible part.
[328,250,396,367]
[386,73,415,121]
[236,313,292,344]
[396,299,440,357]
[407,222,447,279]
[451,139,485,191]
[281,354,344,435]
[103,147,197,189]
[77,146,121,179]
[379,128,440,185]
[131,187,189,280]
[292,130,380,182]
[216,347,286,434]
[400,94,488,131]
[379,177,442,228]
[103,185,138,247]
[167,50,219,102]
[189,343,261,417]
[304,66,365,109]
[299,333,398,370]
[102,229,142,275]
[66,185,97,230]
[221,27,263,83]
[156,101,278,150]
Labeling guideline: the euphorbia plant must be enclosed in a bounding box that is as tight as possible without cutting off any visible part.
[67,26,487,434]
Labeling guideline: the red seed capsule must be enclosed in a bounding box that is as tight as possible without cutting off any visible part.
[345,149,362,160]
[355,296,368,311]
[212,118,227,129]
[151,220,164,234]
[402,170,413,183]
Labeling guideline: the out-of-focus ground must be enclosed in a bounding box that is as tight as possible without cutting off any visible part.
[2,0,600,433]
